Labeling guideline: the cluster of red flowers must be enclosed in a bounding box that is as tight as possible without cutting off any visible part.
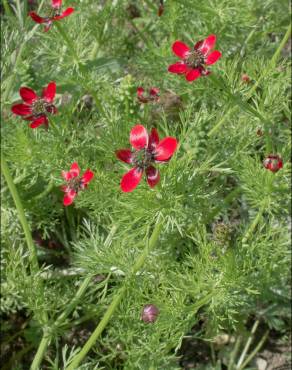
[10,4,283,207]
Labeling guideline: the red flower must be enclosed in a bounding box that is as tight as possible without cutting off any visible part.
[137,87,160,103]
[116,124,178,192]
[263,155,283,173]
[61,162,94,206]
[29,0,74,32]
[168,34,222,82]
[11,82,57,129]
[241,74,251,83]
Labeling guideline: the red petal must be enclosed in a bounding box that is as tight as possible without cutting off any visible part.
[29,115,47,128]
[42,82,56,103]
[46,104,57,114]
[11,104,32,116]
[120,167,143,192]
[130,124,149,150]
[185,68,202,82]
[63,190,77,206]
[172,41,190,58]
[53,7,74,20]
[198,34,216,56]
[52,0,62,8]
[116,149,133,164]
[148,128,159,151]
[168,62,187,74]
[29,12,46,23]
[149,87,159,96]
[205,50,221,65]
[194,39,203,50]
[70,162,80,177]
[81,170,94,185]
[19,87,37,104]
[62,170,71,181]
[146,166,160,188]
[137,87,144,97]
[155,137,178,161]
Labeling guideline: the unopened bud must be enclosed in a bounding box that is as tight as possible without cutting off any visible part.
[141,304,159,323]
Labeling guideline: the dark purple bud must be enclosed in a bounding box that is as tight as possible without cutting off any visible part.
[141,304,159,323]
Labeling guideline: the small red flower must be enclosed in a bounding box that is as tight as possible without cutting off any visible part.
[61,162,94,206]
[263,155,283,173]
[168,34,222,82]
[116,125,178,192]
[11,82,57,129]
[137,87,160,103]
[241,74,251,83]
[29,0,74,32]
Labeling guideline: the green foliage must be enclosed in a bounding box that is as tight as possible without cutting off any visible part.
[1,0,290,369]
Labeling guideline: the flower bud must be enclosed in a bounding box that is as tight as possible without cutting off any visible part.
[241,74,250,83]
[263,155,283,173]
[141,304,159,323]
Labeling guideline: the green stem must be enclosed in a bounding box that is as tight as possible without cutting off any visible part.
[66,221,163,370]
[208,23,291,137]
[54,22,79,64]
[236,319,259,369]
[242,205,264,244]
[30,330,51,370]
[30,226,116,369]
[228,336,242,370]
[30,276,93,370]
[1,156,39,274]
[2,0,13,16]
[238,331,269,370]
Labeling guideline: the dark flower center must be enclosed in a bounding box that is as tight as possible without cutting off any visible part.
[133,148,153,169]
[67,177,84,193]
[185,49,205,69]
[32,99,54,117]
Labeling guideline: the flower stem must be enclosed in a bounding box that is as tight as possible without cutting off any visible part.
[54,22,79,65]
[30,330,51,370]
[242,205,265,245]
[30,276,93,370]
[1,156,39,274]
[66,221,163,370]
[236,319,260,369]
[208,23,291,137]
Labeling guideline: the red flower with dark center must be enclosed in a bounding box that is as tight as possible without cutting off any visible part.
[168,34,222,82]
[137,87,160,103]
[263,155,283,173]
[11,82,57,129]
[61,162,94,206]
[116,124,178,192]
[29,0,74,32]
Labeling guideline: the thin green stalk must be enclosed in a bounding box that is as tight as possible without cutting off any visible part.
[236,319,259,369]
[242,205,264,244]
[31,276,93,370]
[1,156,39,273]
[208,23,291,137]
[30,226,117,369]
[2,0,13,16]
[228,336,242,370]
[30,330,51,370]
[66,221,163,370]
[54,22,79,64]
[238,330,269,370]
